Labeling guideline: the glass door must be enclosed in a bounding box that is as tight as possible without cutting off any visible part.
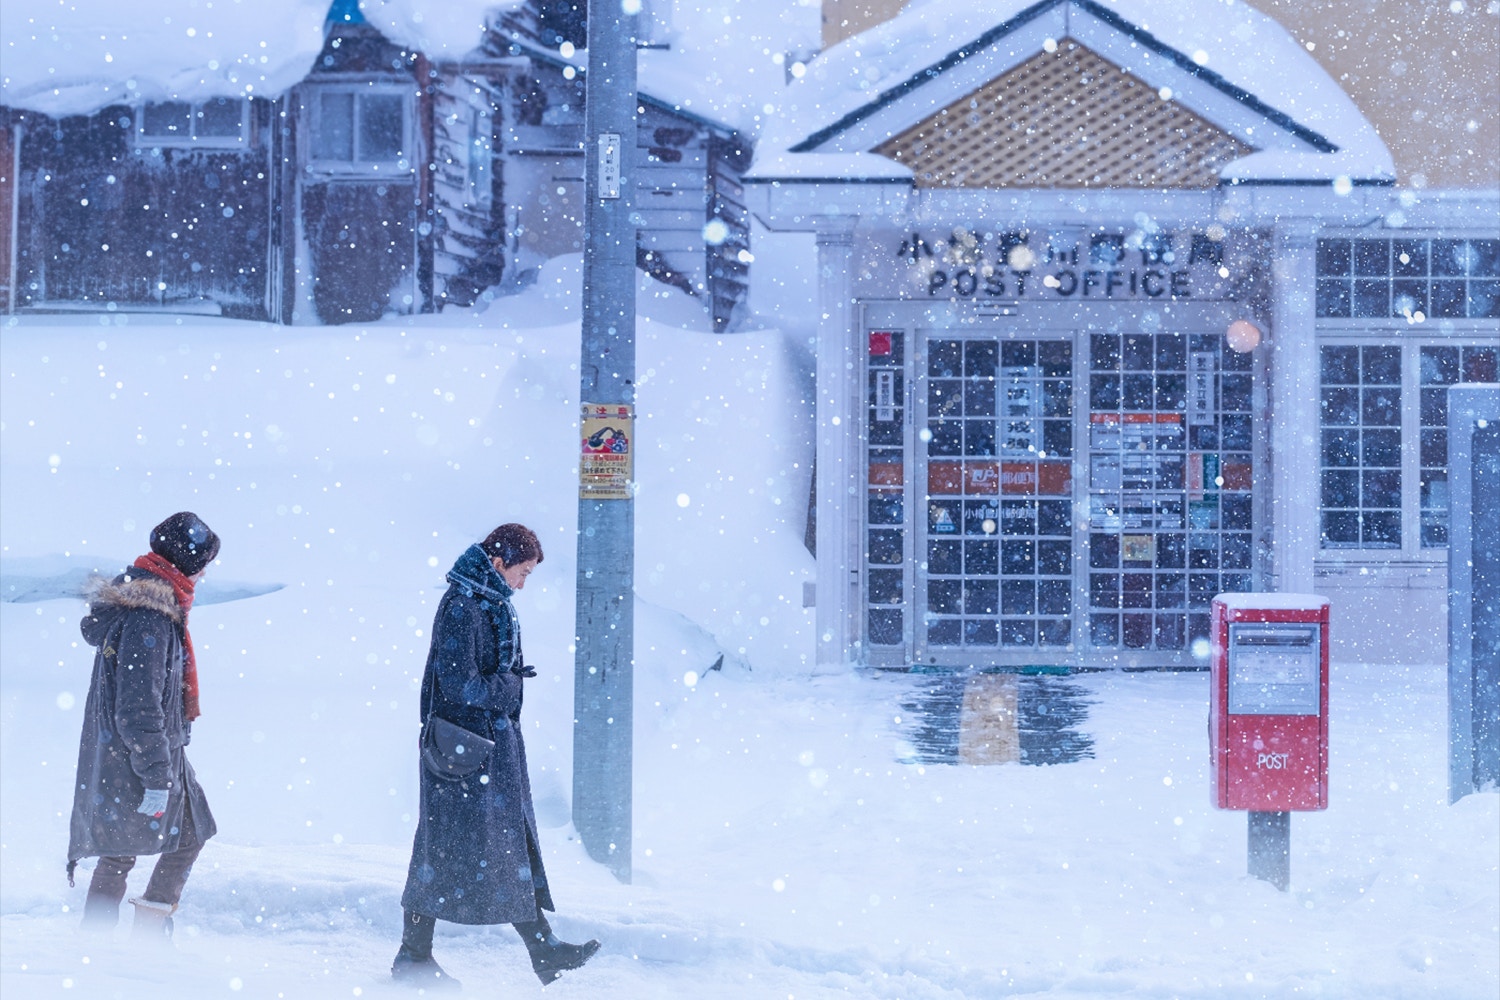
[915,332,1076,660]
[1084,331,1257,653]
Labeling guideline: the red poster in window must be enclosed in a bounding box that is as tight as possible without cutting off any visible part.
[1000,463,1037,494]
[999,461,1072,495]
[869,331,893,356]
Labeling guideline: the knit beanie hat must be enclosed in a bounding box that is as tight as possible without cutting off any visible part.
[150,512,221,576]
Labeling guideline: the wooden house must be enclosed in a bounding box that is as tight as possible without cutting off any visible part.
[0,0,752,329]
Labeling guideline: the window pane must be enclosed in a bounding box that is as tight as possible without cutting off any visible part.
[1316,239,1352,275]
[868,609,902,645]
[141,100,191,137]
[1321,346,1359,383]
[1316,279,1351,318]
[1321,387,1357,424]
[1353,279,1388,318]
[315,92,355,160]
[1363,428,1401,467]
[1322,429,1359,466]
[1421,346,1460,385]
[1362,346,1402,384]
[1362,511,1401,548]
[1473,240,1500,277]
[1431,280,1466,318]
[198,97,243,138]
[1322,470,1358,507]
[1353,239,1389,275]
[1392,240,1428,276]
[1392,280,1427,319]
[1363,470,1400,508]
[929,340,962,377]
[1471,281,1500,319]
[1420,428,1448,468]
[358,93,405,161]
[1431,239,1468,276]
[1361,386,1400,426]
[1465,347,1498,382]
[1322,511,1359,546]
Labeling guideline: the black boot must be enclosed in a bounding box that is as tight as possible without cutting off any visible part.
[515,917,600,986]
[79,857,133,932]
[391,911,461,992]
[80,887,124,932]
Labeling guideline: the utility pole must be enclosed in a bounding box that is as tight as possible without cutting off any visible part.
[573,0,639,883]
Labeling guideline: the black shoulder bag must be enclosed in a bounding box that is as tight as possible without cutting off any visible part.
[421,715,495,780]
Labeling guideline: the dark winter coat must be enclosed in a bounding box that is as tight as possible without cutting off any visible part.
[68,569,217,864]
[400,544,554,925]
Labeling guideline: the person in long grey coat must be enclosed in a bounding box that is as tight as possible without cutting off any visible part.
[393,523,600,990]
[68,512,221,937]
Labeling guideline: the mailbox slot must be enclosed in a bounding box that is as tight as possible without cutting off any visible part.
[1227,623,1321,715]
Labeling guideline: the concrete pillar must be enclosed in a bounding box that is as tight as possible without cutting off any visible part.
[814,220,860,670]
[1269,221,1319,593]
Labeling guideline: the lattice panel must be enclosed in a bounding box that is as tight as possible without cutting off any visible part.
[874,41,1255,189]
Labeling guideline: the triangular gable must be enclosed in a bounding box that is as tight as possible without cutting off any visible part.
[873,40,1252,189]
[766,0,1392,186]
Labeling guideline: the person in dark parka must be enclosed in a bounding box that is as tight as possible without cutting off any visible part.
[393,523,600,990]
[68,512,221,937]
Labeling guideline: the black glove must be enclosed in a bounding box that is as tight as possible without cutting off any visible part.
[510,662,537,678]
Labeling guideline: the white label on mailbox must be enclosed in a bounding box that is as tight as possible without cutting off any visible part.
[1228,623,1321,715]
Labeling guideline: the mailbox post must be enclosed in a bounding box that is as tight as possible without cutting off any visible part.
[1209,594,1330,890]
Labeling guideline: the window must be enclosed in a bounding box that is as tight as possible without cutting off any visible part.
[138,97,248,146]
[1319,346,1402,549]
[1316,237,1500,320]
[467,107,493,209]
[1319,341,1498,554]
[310,89,410,170]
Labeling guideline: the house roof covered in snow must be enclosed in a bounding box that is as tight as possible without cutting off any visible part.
[0,0,814,140]
[0,0,506,116]
[752,0,1394,185]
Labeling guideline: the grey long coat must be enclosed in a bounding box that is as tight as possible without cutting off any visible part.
[400,544,553,925]
[68,569,216,866]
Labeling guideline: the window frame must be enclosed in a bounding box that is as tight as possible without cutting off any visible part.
[306,83,414,175]
[467,105,494,211]
[1315,332,1500,563]
[136,97,251,149]
[1315,228,1500,564]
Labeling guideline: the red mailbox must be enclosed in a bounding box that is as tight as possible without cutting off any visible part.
[1210,594,1329,811]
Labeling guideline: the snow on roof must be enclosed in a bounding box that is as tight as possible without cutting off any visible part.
[744,151,913,183]
[0,0,808,137]
[755,0,1393,184]
[0,0,503,116]
[636,2,820,137]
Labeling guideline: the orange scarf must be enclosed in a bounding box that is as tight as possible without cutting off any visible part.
[133,553,201,722]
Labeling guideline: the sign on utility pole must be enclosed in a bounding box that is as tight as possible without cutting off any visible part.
[573,0,639,883]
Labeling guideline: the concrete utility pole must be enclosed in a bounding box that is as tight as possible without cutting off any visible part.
[573,0,639,883]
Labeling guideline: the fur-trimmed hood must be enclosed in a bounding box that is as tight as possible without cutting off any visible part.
[80,569,183,648]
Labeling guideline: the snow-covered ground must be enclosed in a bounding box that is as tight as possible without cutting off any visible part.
[2,264,1496,998]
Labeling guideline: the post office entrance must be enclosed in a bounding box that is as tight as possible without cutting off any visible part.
[859,301,1264,668]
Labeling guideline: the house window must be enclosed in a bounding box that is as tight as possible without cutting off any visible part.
[467,107,493,209]
[1319,341,1499,554]
[310,89,410,170]
[138,97,248,146]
